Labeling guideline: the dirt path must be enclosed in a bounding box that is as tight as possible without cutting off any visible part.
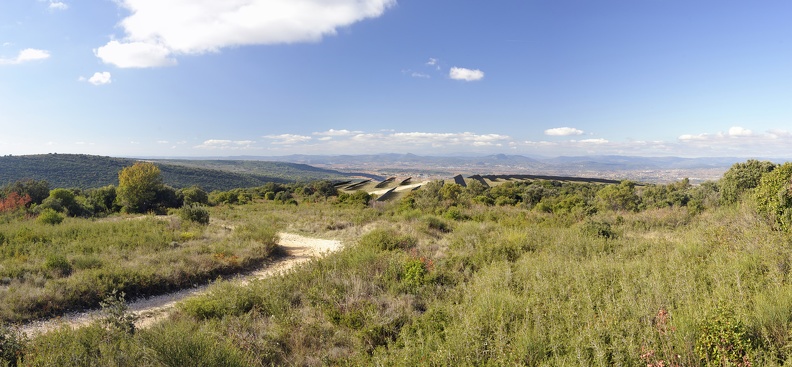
[21,232,342,336]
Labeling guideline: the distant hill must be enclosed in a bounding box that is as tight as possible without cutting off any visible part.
[0,154,360,191]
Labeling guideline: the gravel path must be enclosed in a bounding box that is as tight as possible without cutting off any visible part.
[21,232,342,336]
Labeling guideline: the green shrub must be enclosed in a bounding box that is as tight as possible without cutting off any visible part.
[695,306,753,366]
[581,219,618,239]
[0,322,26,367]
[358,229,415,251]
[100,290,138,335]
[43,254,72,277]
[179,204,210,225]
[754,162,792,231]
[36,208,64,225]
[402,258,429,292]
[424,215,451,233]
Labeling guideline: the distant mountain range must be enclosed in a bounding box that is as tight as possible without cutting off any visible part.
[217,153,748,170]
[200,153,757,183]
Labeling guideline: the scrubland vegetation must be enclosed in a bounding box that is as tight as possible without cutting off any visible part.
[2,159,792,366]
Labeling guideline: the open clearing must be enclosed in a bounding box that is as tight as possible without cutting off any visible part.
[21,232,343,335]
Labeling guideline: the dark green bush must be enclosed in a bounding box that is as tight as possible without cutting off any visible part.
[179,204,210,225]
[0,322,26,367]
[43,254,72,277]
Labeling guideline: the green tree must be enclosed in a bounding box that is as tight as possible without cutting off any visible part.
[40,188,84,216]
[178,186,209,206]
[2,179,49,205]
[754,162,792,231]
[116,162,164,213]
[596,180,641,212]
[720,159,776,205]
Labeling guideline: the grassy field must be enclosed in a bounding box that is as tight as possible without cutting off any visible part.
[3,167,792,366]
[0,208,278,323]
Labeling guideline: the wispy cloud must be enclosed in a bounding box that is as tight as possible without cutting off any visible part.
[263,134,313,145]
[194,139,257,150]
[186,125,792,157]
[313,129,362,137]
[0,48,50,65]
[48,1,68,11]
[96,0,396,68]
[673,126,792,156]
[449,67,484,81]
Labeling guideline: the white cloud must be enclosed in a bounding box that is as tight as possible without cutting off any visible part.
[391,132,509,146]
[0,48,50,65]
[426,58,438,66]
[96,0,396,68]
[728,126,753,137]
[157,140,169,144]
[449,67,484,81]
[314,129,362,137]
[195,139,256,150]
[678,133,709,141]
[94,41,176,68]
[411,72,430,79]
[768,129,791,139]
[264,134,313,145]
[49,1,68,10]
[545,127,584,136]
[675,126,792,157]
[85,71,112,86]
[576,138,608,144]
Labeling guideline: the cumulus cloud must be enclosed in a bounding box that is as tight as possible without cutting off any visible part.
[95,41,176,68]
[96,0,396,68]
[728,126,753,137]
[0,48,50,65]
[449,67,484,81]
[545,127,584,136]
[84,72,112,86]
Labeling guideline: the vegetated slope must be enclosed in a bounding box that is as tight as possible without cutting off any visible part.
[0,154,352,190]
[152,159,375,182]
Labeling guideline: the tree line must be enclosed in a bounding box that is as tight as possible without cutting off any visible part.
[2,159,792,232]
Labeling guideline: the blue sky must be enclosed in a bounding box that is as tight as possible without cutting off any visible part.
[2,0,792,158]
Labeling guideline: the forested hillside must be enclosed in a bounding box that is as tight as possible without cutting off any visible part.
[0,154,353,191]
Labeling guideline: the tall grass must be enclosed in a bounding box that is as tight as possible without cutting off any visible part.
[0,207,278,323]
[14,200,792,366]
